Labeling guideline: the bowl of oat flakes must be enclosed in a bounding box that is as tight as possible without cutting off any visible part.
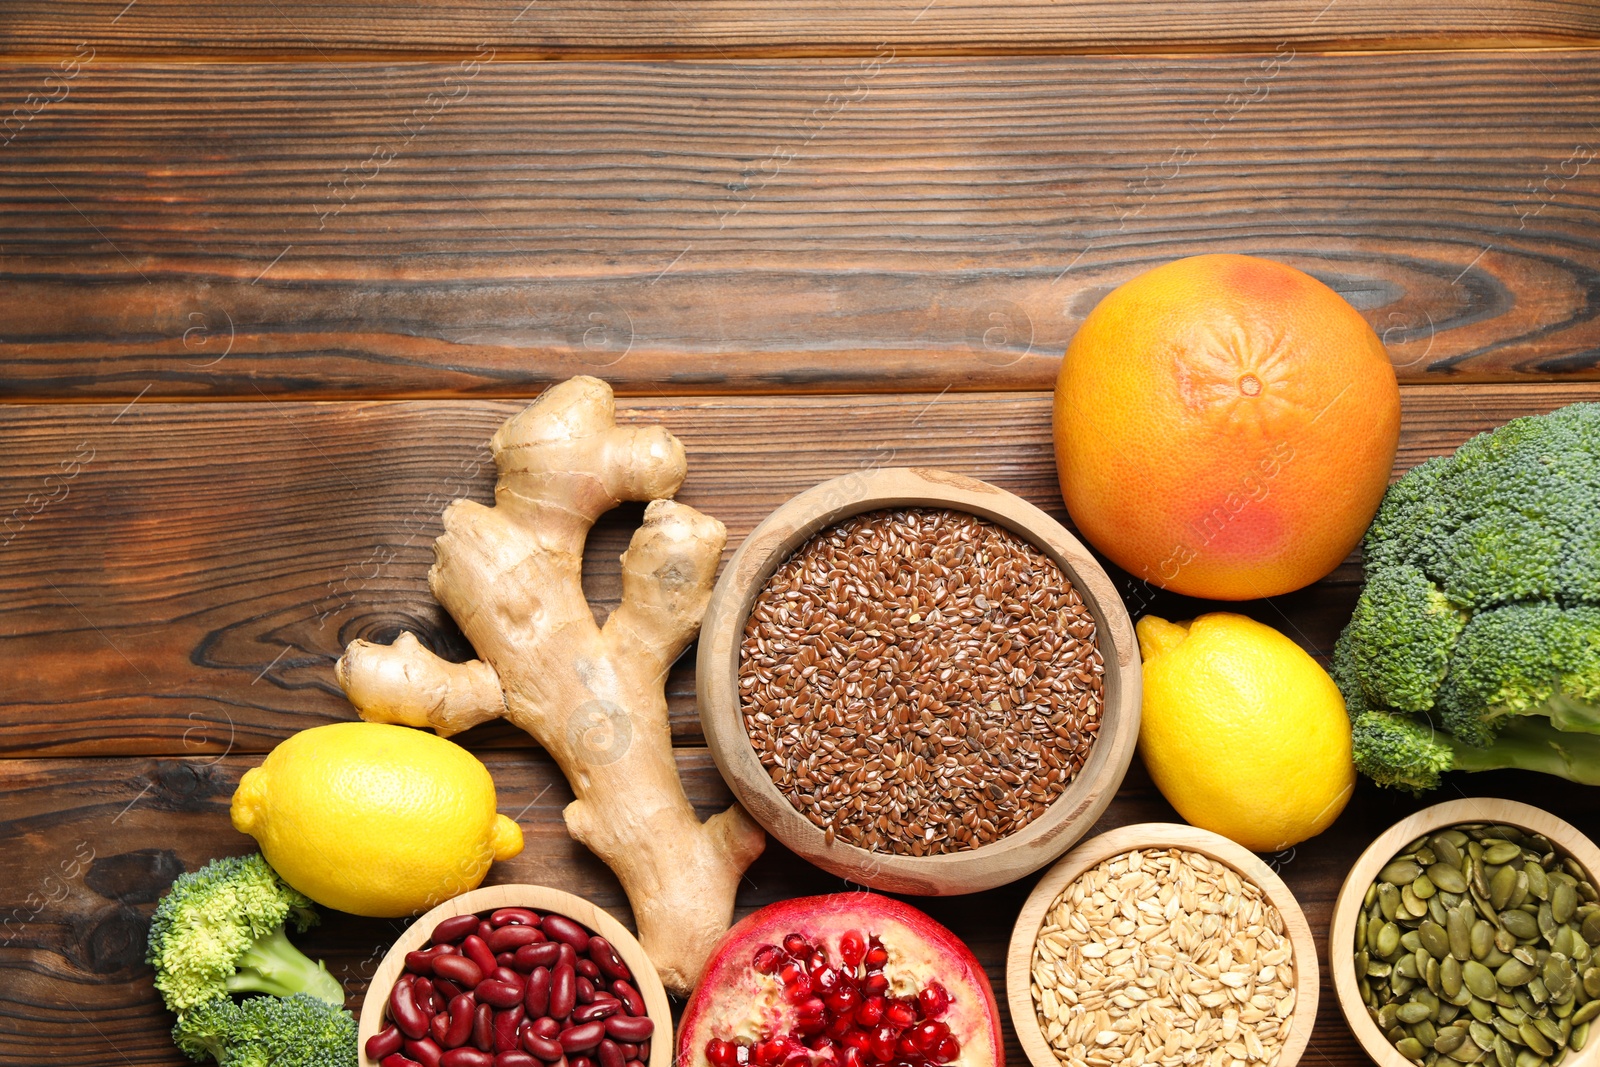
[697,467,1141,896]
[1007,822,1320,1067]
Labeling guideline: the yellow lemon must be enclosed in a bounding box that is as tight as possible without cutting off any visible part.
[1136,612,1354,851]
[230,721,523,917]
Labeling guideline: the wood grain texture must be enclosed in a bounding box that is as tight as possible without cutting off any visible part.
[2,0,1598,59]
[1,385,1596,759]
[4,752,1600,1067]
[3,52,1600,399]
[1006,822,1321,1067]
[697,467,1141,896]
[1327,799,1600,1067]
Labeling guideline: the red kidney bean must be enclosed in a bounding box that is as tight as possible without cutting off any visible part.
[522,1033,566,1062]
[491,967,524,988]
[434,955,485,989]
[624,1061,644,1067]
[414,977,439,1014]
[497,1053,540,1067]
[390,979,431,1040]
[489,925,547,953]
[443,994,476,1049]
[524,966,551,1017]
[615,1044,638,1060]
[368,1026,405,1060]
[494,1006,526,1053]
[478,980,524,1010]
[432,915,481,946]
[541,915,591,952]
[432,1012,452,1046]
[383,1055,425,1067]
[597,1039,625,1067]
[491,907,542,927]
[576,976,595,1005]
[442,1051,496,1067]
[604,1017,654,1043]
[530,1016,561,1040]
[571,1056,595,1067]
[549,963,576,1020]
[585,938,631,982]
[575,959,601,982]
[556,943,578,972]
[498,952,517,969]
[463,935,499,976]
[637,1041,649,1061]
[560,1022,607,1053]
[572,1001,620,1023]
[473,1003,495,1052]
[406,1038,445,1067]
[436,978,465,1002]
[516,943,562,971]
[407,950,442,976]
[478,921,497,940]
[611,981,645,1018]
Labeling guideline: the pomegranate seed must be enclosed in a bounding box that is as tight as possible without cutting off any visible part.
[856,997,885,1027]
[860,974,889,998]
[911,1022,947,1054]
[863,939,888,970]
[841,1031,872,1053]
[756,1038,789,1067]
[825,985,860,1015]
[885,1001,916,1029]
[808,956,832,981]
[815,967,842,995]
[783,934,813,958]
[826,1014,855,1040]
[781,1049,810,1067]
[736,1046,752,1066]
[753,946,786,975]
[838,931,866,970]
[779,962,806,986]
[917,983,949,1020]
[842,1048,865,1067]
[896,1035,919,1058]
[869,1028,898,1064]
[708,1040,739,1067]
[783,974,814,1002]
[932,1037,960,1064]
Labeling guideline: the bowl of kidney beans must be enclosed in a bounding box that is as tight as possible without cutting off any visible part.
[358,885,671,1067]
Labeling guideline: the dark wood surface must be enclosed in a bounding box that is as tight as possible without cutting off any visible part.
[4,51,1600,398]
[3,7,1599,1067]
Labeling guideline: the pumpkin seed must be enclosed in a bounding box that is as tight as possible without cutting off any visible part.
[1498,959,1536,987]
[1554,883,1578,925]
[1434,864,1471,895]
[1520,1022,1555,1057]
[1574,1021,1591,1052]
[1527,863,1550,902]
[1443,957,1465,998]
[1572,999,1600,1026]
[1487,842,1525,865]
[1398,1038,1429,1061]
[1403,1001,1438,1024]
[1466,961,1502,1000]
[1380,922,1404,957]
[1437,1027,1468,1054]
[1582,912,1600,946]
[1503,910,1540,941]
[1452,909,1476,960]
[1424,921,1454,959]
[1493,1036,1515,1067]
[1492,866,1520,912]
[1385,861,1426,886]
[1474,921,1497,960]
[1471,1021,1499,1049]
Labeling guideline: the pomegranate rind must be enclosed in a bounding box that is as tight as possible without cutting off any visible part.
[678,893,1003,1067]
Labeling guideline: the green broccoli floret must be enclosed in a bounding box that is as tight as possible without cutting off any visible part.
[1334,402,1600,790]
[1351,709,1455,792]
[147,854,344,1014]
[1343,565,1465,713]
[174,994,356,1067]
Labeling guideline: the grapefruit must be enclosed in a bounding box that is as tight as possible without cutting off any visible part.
[1053,253,1401,600]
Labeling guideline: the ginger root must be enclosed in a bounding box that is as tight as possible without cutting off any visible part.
[336,376,764,993]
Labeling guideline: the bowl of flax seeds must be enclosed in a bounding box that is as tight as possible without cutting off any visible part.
[696,467,1142,895]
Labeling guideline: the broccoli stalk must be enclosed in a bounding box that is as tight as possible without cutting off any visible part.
[225,924,344,1003]
[1336,402,1600,791]
[174,993,356,1067]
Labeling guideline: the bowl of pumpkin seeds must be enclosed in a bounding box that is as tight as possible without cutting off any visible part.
[1331,799,1600,1067]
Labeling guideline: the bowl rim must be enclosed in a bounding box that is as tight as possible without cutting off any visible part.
[1328,797,1600,1067]
[356,883,673,1067]
[1005,821,1321,1067]
[695,466,1141,896]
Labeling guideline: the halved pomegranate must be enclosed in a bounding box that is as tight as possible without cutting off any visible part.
[679,894,1002,1067]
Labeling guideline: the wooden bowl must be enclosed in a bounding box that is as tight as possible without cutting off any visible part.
[357,884,673,1067]
[697,467,1140,895]
[1329,798,1600,1067]
[1007,823,1321,1067]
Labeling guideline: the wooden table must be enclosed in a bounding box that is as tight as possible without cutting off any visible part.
[3,3,1599,1063]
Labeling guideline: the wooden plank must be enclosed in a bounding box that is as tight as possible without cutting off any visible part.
[3,53,1600,399]
[2,0,1597,59]
[1,383,1595,758]
[4,750,1599,1066]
